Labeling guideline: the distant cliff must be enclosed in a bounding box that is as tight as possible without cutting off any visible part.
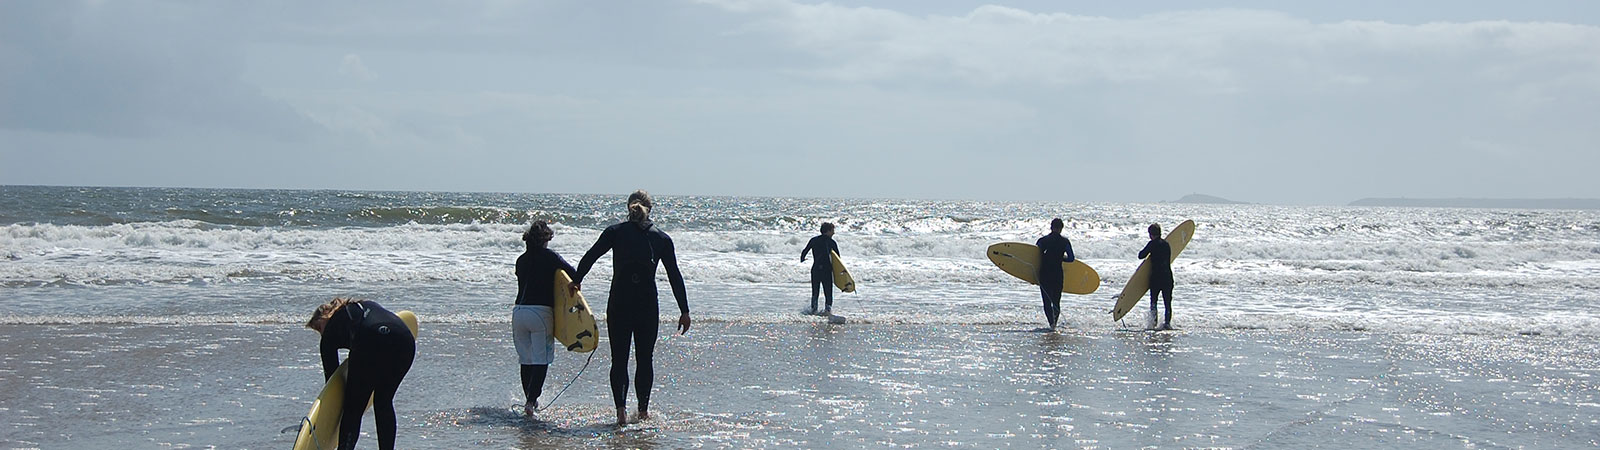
[1171,194,1249,205]
[1349,198,1600,210]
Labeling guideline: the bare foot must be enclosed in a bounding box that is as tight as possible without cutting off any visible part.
[616,409,628,426]
[637,409,650,422]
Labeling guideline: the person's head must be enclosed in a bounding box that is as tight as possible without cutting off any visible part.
[627,189,653,223]
[1050,218,1064,233]
[821,222,835,236]
[523,220,554,248]
[306,297,360,333]
[1148,223,1162,239]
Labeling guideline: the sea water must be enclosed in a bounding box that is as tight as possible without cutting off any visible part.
[1,186,1596,448]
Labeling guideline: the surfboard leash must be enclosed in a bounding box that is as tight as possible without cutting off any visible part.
[535,348,598,412]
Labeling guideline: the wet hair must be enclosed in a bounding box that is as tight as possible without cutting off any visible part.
[821,222,835,234]
[1149,223,1162,236]
[1050,218,1064,230]
[523,220,554,244]
[307,297,361,329]
[627,190,652,222]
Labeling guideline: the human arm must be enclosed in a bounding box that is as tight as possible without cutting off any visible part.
[570,228,614,291]
[1138,241,1154,260]
[660,235,691,334]
[1064,238,1075,263]
[318,313,350,380]
[800,238,814,262]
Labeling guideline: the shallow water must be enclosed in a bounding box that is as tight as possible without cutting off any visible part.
[3,322,1595,449]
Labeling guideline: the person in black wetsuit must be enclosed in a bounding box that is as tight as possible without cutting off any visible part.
[513,220,576,416]
[1140,223,1175,330]
[1036,218,1076,329]
[799,222,840,315]
[305,298,415,450]
[568,190,690,426]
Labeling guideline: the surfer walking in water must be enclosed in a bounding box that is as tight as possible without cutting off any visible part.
[799,222,840,315]
[1036,218,1076,329]
[512,221,576,416]
[305,298,415,450]
[569,190,691,426]
[1140,223,1175,330]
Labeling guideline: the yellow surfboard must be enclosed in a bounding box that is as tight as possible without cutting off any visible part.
[553,270,599,353]
[986,242,1101,294]
[829,251,856,293]
[292,310,419,450]
[1109,220,1196,322]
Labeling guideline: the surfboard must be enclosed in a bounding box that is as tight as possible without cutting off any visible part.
[1109,220,1196,322]
[292,310,419,450]
[829,251,856,293]
[986,242,1101,295]
[553,270,599,353]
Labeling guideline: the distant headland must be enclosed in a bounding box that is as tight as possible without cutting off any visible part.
[1349,198,1600,210]
[1169,194,1249,205]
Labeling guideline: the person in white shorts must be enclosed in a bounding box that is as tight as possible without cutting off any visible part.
[513,221,577,415]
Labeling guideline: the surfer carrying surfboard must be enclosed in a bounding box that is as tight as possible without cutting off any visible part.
[1036,218,1076,329]
[305,298,415,450]
[513,220,577,416]
[570,190,691,426]
[799,222,841,315]
[1139,223,1175,330]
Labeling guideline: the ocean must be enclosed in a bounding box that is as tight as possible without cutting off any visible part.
[1,185,1597,448]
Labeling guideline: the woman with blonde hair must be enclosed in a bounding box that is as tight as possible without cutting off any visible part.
[305,297,415,450]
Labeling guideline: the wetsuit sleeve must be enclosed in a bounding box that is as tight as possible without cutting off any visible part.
[660,235,689,315]
[573,227,615,285]
[319,313,351,380]
[800,238,814,261]
[1138,241,1154,260]
[1064,237,1075,263]
[830,240,840,257]
[555,252,577,279]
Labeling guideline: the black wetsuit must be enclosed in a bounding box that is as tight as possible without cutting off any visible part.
[573,219,688,414]
[800,234,840,312]
[1035,233,1075,328]
[319,300,415,450]
[1139,238,1174,325]
[513,247,577,404]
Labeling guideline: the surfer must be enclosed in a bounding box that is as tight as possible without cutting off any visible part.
[1036,218,1076,329]
[513,221,576,416]
[1139,223,1175,330]
[306,298,415,450]
[799,222,840,315]
[569,190,691,426]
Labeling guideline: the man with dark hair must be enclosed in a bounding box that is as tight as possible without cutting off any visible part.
[800,222,840,315]
[1140,223,1175,330]
[1035,218,1075,329]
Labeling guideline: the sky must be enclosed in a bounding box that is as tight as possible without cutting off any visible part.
[2,0,1598,204]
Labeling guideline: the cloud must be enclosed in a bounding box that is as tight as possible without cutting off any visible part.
[0,1,317,140]
[338,54,377,81]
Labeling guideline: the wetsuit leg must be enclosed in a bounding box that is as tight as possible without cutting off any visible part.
[823,279,834,310]
[608,315,635,412]
[520,364,548,405]
[371,338,414,450]
[810,280,821,312]
[1039,285,1061,327]
[633,317,660,413]
[338,354,374,450]
[1160,288,1173,326]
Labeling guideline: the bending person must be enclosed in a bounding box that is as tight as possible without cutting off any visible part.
[799,222,840,315]
[306,298,416,450]
[513,220,576,416]
[1035,218,1075,329]
[569,190,690,426]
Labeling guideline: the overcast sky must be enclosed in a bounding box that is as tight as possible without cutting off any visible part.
[3,0,1598,204]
